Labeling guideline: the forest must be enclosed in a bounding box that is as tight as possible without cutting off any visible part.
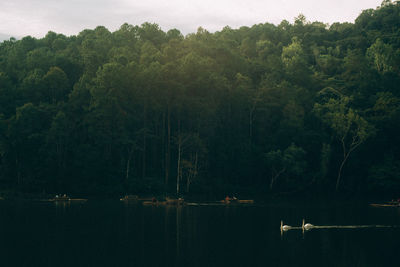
[0,1,399,198]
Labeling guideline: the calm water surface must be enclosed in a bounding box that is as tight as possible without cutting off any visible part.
[0,199,399,267]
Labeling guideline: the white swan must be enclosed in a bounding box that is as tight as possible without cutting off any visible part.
[280,220,292,232]
[302,219,314,231]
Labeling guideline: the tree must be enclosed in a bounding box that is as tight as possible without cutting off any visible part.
[368,154,400,194]
[46,111,71,185]
[0,114,6,176]
[265,143,306,191]
[88,62,133,181]
[138,22,166,47]
[43,66,69,103]
[0,3,399,195]
[281,37,310,85]
[367,38,395,74]
[7,103,52,186]
[26,47,54,71]
[314,93,374,190]
[0,72,16,117]
[80,26,113,76]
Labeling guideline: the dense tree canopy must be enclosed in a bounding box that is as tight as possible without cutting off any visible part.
[1,1,400,198]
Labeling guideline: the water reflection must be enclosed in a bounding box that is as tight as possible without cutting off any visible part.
[0,201,399,267]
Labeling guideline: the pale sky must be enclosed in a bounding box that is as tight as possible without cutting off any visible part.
[0,0,384,38]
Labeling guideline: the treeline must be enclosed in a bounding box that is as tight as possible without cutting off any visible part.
[0,1,400,197]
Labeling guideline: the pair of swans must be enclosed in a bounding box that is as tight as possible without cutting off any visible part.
[280,219,314,232]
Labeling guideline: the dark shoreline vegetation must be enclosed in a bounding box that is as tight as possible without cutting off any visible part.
[0,1,399,200]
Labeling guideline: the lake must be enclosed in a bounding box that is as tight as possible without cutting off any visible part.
[0,199,399,267]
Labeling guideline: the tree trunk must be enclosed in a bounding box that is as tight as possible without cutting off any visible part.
[186,173,191,194]
[162,110,166,189]
[336,153,350,191]
[249,96,259,144]
[270,168,285,190]
[16,155,21,186]
[187,152,198,193]
[249,110,253,142]
[249,105,256,143]
[142,104,147,179]
[126,154,131,182]
[165,105,171,188]
[176,119,181,196]
[269,174,274,190]
[176,136,181,196]
[336,136,361,191]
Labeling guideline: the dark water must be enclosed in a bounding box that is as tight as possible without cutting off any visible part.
[0,200,399,267]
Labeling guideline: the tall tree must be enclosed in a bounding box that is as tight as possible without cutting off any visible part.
[314,93,374,190]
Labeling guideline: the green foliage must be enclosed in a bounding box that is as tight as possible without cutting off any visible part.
[265,144,307,190]
[43,66,69,103]
[368,154,400,193]
[314,96,371,142]
[314,94,374,190]
[367,38,396,73]
[0,2,399,196]
[281,37,305,67]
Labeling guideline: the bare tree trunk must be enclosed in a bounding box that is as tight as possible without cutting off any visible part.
[186,172,191,193]
[249,94,260,144]
[269,172,274,190]
[336,137,361,191]
[176,119,181,196]
[142,134,146,179]
[186,152,198,193]
[162,110,166,180]
[126,157,131,180]
[270,168,285,190]
[336,153,350,191]
[165,105,171,188]
[249,106,255,143]
[126,151,132,182]
[176,136,181,196]
[16,155,21,186]
[142,104,147,179]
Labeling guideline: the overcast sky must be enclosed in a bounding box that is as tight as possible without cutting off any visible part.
[0,0,384,38]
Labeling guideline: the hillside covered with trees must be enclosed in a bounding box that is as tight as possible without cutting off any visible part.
[0,1,399,198]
